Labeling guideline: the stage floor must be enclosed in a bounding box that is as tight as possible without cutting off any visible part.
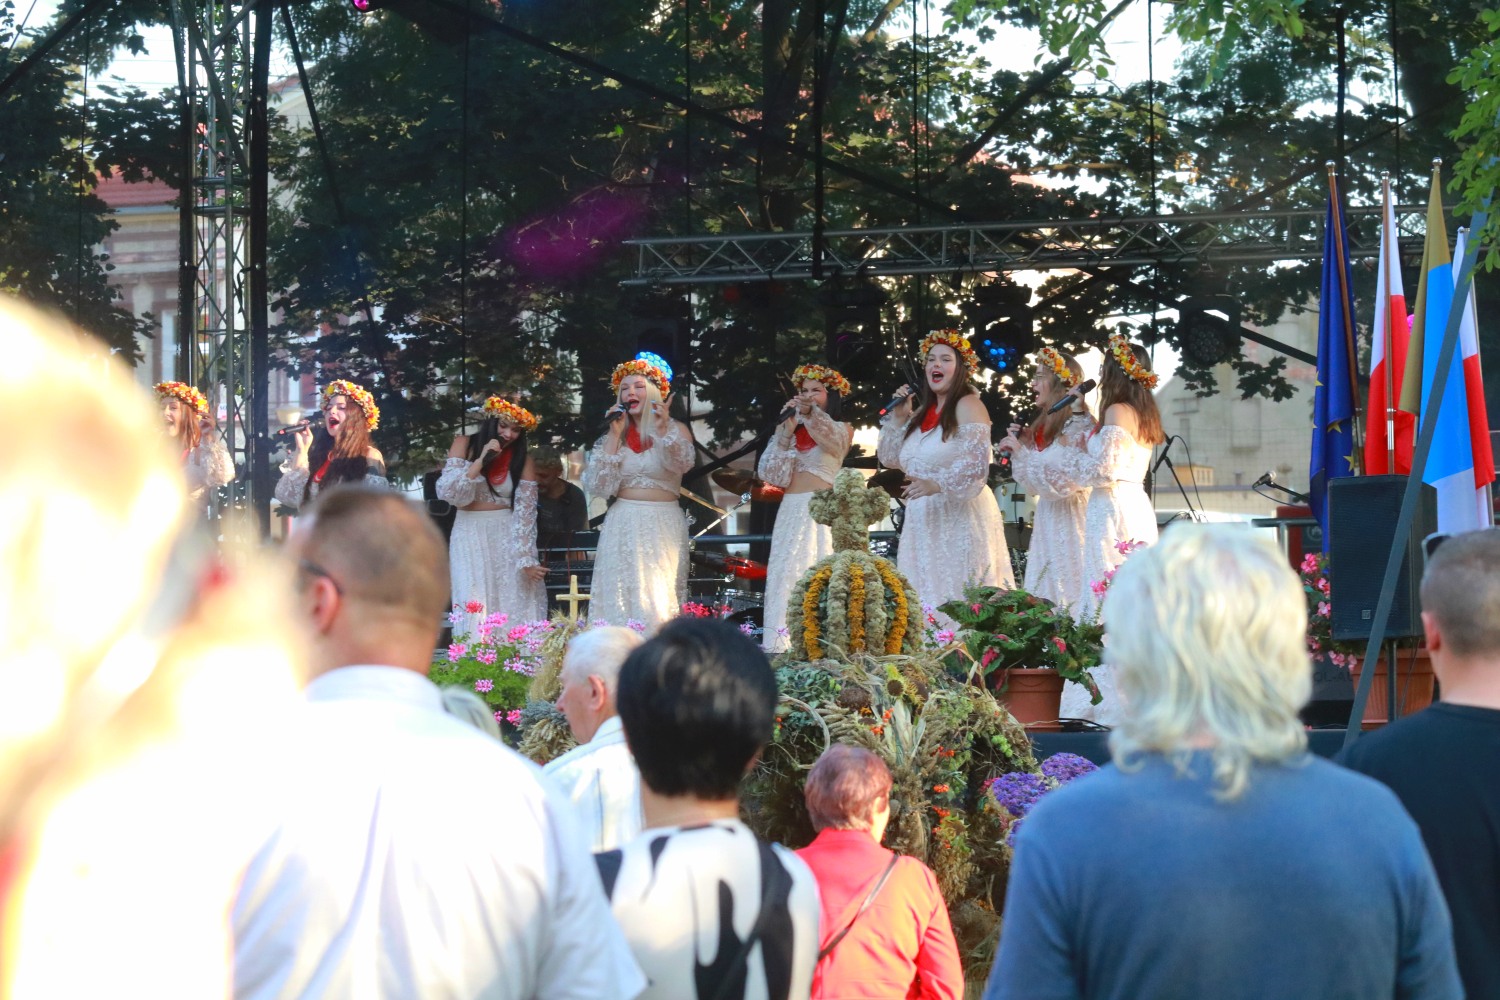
[1031,729,1354,765]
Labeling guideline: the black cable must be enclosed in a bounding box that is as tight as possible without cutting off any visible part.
[458,0,472,419]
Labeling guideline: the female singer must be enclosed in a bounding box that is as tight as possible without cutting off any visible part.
[582,356,694,632]
[436,397,547,630]
[878,329,1015,618]
[274,379,388,509]
[996,348,1096,608]
[757,363,854,652]
[155,381,234,503]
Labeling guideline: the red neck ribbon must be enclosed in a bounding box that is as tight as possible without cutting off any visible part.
[313,456,332,484]
[625,424,649,454]
[920,402,941,433]
[486,446,514,485]
[794,426,817,451]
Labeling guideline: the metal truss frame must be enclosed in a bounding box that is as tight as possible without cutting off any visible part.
[623,204,1432,286]
[173,0,272,532]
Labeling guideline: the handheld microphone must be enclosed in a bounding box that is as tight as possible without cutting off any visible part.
[604,404,626,427]
[998,407,1041,460]
[1045,378,1097,415]
[272,411,325,439]
[879,383,919,417]
[776,405,797,424]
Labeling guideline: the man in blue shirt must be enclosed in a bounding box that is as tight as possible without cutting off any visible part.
[984,525,1462,1000]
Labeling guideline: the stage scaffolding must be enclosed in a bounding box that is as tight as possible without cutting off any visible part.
[623,204,1430,286]
[172,0,273,534]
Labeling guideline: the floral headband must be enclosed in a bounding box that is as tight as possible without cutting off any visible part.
[1036,347,1080,389]
[323,379,381,431]
[610,358,671,397]
[154,381,208,415]
[919,328,980,375]
[790,363,851,397]
[1108,334,1159,390]
[483,396,538,431]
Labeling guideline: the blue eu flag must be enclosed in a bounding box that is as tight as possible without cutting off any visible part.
[1309,195,1358,546]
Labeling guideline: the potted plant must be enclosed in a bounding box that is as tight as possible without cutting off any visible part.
[1300,554,1435,725]
[431,603,551,739]
[938,586,1103,727]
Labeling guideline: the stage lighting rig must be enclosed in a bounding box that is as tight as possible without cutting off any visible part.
[820,283,888,387]
[963,281,1036,373]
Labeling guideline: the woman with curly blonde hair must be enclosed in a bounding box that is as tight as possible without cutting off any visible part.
[758,363,854,651]
[436,397,547,630]
[274,379,387,509]
[155,380,235,504]
[582,355,694,632]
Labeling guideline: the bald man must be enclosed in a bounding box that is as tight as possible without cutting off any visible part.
[232,486,643,1000]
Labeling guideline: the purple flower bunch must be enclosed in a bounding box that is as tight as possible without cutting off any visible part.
[986,753,1100,844]
[1040,752,1099,784]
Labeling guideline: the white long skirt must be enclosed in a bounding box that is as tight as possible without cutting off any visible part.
[898,490,1015,625]
[449,508,546,636]
[762,491,835,653]
[589,499,689,634]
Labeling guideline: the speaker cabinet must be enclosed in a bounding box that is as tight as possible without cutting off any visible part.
[1327,475,1436,642]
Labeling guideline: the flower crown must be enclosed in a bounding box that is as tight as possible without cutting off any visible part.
[483,396,538,432]
[790,363,851,397]
[919,328,980,375]
[1036,347,1080,388]
[610,358,671,397]
[323,379,381,431]
[1107,333,1159,390]
[154,381,208,415]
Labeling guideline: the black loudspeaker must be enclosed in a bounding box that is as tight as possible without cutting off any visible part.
[1327,475,1436,642]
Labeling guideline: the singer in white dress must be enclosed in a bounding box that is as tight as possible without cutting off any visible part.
[582,358,694,633]
[878,330,1015,620]
[155,381,235,504]
[1059,335,1165,722]
[998,349,1096,610]
[275,380,388,510]
[435,397,548,634]
[757,364,854,652]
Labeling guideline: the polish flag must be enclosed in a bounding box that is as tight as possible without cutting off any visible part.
[1363,193,1414,475]
[1447,228,1494,529]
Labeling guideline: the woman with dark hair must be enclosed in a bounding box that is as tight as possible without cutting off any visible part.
[997,348,1097,608]
[878,329,1015,617]
[435,396,547,630]
[796,745,964,999]
[758,363,854,652]
[275,379,387,509]
[155,381,234,503]
[582,355,694,632]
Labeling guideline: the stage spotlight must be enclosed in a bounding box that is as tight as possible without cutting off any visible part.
[626,295,692,388]
[963,281,1035,373]
[820,283,888,390]
[1176,294,1241,368]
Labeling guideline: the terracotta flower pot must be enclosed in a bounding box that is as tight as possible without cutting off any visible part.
[993,667,1065,730]
[1348,649,1435,728]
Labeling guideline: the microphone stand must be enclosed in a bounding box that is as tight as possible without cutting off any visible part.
[1152,436,1200,522]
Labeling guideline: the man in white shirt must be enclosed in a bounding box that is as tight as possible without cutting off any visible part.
[597,618,822,1000]
[543,625,645,850]
[232,486,644,1000]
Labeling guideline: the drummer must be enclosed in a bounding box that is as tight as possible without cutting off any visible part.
[756,363,853,652]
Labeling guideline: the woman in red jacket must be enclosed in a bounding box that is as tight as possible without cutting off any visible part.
[796,745,964,999]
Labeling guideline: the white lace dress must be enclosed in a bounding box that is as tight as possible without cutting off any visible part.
[1058,423,1158,724]
[435,461,546,635]
[1009,412,1095,610]
[273,460,388,509]
[878,417,1015,620]
[582,423,695,633]
[184,436,235,504]
[756,407,851,652]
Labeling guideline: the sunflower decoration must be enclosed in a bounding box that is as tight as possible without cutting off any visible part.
[919,329,981,376]
[483,397,538,432]
[609,356,671,397]
[790,363,852,398]
[153,381,208,415]
[1035,347,1080,388]
[1107,333,1159,389]
[322,379,381,431]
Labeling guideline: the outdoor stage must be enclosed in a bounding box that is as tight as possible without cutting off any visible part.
[1032,728,1356,765]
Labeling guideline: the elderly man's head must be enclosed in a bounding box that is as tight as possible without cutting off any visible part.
[557,626,644,743]
[1103,524,1310,799]
[804,745,893,842]
[1420,528,1500,665]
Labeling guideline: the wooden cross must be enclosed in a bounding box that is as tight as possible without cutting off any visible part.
[559,574,591,622]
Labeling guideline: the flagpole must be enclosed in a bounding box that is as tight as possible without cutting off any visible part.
[1381,172,1396,473]
[1327,162,1364,472]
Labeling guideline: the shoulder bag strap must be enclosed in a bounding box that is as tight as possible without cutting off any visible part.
[816,854,901,963]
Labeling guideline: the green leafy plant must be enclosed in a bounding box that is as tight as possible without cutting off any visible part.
[938,585,1103,703]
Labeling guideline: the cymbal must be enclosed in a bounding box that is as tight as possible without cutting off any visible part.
[867,468,908,500]
[711,468,763,494]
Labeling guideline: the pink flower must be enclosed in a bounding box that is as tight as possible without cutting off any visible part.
[626,619,647,633]
[996,634,1011,643]
[465,600,485,614]
[505,709,523,726]
[1317,601,1331,618]
[1300,553,1319,573]
[446,642,467,661]
[477,624,494,643]
[971,603,983,614]
[507,625,531,641]
[1090,578,1109,596]
[476,648,498,665]
[484,612,509,628]
[1316,578,1330,595]
[493,710,505,722]
[935,629,956,644]
[980,648,999,668]
[1051,636,1067,653]
[474,678,494,693]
